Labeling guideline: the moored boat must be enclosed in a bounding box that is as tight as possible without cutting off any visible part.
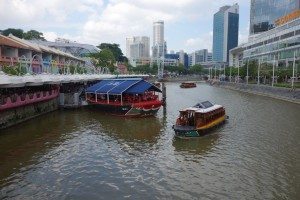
[85,78,162,117]
[173,101,227,138]
[180,82,196,88]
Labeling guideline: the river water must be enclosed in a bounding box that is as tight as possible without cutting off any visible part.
[0,83,299,199]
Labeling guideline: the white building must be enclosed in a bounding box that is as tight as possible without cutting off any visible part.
[178,50,185,65]
[188,49,211,66]
[126,36,150,59]
[229,14,300,67]
[152,20,167,58]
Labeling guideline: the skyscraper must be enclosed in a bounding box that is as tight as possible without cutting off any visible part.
[152,20,167,58]
[212,4,239,63]
[126,36,150,59]
[250,0,300,35]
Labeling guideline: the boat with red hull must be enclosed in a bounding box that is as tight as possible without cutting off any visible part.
[180,82,196,88]
[85,78,163,117]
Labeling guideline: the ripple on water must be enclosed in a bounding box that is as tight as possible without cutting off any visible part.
[0,83,300,200]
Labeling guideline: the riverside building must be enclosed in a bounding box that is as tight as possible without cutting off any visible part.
[126,36,150,67]
[212,4,239,63]
[230,8,300,67]
[250,0,300,36]
[0,34,85,74]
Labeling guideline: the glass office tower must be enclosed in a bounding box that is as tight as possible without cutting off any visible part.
[250,0,300,35]
[213,4,239,62]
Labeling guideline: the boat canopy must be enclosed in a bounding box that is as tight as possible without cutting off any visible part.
[86,78,162,95]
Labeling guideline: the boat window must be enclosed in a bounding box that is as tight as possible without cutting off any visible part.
[201,101,214,108]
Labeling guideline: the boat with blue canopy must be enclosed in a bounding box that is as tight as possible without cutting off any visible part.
[85,78,162,117]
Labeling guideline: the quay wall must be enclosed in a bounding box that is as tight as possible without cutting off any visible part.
[0,98,59,130]
[212,81,300,104]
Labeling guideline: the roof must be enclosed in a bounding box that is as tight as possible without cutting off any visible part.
[86,78,161,94]
[2,34,84,61]
[181,101,223,114]
[0,35,31,49]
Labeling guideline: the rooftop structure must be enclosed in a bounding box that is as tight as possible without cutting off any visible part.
[30,40,99,58]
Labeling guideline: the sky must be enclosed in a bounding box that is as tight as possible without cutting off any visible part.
[0,0,250,54]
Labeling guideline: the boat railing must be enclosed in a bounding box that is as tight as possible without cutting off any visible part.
[87,93,160,105]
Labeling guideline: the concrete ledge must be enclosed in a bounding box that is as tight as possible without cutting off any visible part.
[212,81,300,104]
[0,98,59,130]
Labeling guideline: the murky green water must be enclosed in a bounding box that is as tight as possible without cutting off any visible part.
[1,83,300,199]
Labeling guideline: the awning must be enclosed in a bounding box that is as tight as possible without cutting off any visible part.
[86,78,161,94]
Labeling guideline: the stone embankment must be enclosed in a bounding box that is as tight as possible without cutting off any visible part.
[210,81,300,104]
[0,98,59,129]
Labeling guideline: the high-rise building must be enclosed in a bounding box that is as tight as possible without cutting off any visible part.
[207,52,213,62]
[188,49,211,66]
[250,0,300,35]
[126,36,150,59]
[152,20,167,58]
[212,4,239,63]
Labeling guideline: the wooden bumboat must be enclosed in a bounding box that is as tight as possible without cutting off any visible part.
[173,101,227,138]
[180,82,196,88]
[85,78,163,117]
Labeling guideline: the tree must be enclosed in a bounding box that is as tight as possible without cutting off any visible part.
[2,28,24,38]
[97,43,126,62]
[90,49,116,73]
[23,30,46,41]
[189,64,203,74]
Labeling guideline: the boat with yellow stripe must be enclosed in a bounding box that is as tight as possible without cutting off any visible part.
[173,101,227,138]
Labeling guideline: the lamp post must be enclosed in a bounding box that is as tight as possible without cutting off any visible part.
[237,64,240,83]
[272,54,276,87]
[246,59,249,85]
[292,51,296,89]
[223,64,226,81]
[229,65,232,82]
[257,58,261,85]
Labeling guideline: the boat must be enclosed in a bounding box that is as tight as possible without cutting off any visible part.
[85,78,163,117]
[173,101,227,138]
[180,82,196,88]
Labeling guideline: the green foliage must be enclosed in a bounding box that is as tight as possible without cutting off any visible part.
[1,28,46,41]
[2,65,27,75]
[2,28,24,38]
[130,64,156,74]
[89,49,116,73]
[97,43,126,62]
[23,30,46,41]
[189,64,203,74]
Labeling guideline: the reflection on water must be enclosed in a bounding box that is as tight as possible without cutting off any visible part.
[94,113,163,143]
[0,82,300,199]
[173,134,219,155]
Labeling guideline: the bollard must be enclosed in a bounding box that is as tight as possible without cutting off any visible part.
[162,82,166,106]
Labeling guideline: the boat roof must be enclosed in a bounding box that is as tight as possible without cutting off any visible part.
[180,101,223,114]
[86,78,162,95]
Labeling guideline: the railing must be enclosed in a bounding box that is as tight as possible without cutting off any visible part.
[0,56,18,62]
[0,88,59,111]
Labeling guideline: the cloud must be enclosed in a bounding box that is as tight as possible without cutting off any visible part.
[184,32,213,52]
[0,0,249,53]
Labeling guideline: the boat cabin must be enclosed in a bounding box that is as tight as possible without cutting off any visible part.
[176,101,225,128]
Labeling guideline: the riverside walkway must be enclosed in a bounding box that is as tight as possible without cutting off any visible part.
[0,72,148,88]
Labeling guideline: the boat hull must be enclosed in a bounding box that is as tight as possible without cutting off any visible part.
[89,101,162,117]
[173,115,227,138]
